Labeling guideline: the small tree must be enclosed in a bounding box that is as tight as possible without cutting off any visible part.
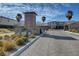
[66,10,73,31]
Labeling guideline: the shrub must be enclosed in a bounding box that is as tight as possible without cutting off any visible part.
[0,41,3,47]
[17,35,22,38]
[16,38,25,46]
[70,29,78,33]
[22,37,29,42]
[0,36,3,40]
[11,34,17,40]
[0,47,5,56]
[7,28,14,31]
[3,41,16,51]
[4,35,10,40]
[29,34,35,38]
[23,33,28,37]
[0,29,11,33]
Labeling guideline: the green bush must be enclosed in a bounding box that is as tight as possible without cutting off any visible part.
[0,47,5,56]
[70,29,79,33]
[29,34,35,38]
[23,33,28,37]
[0,41,3,47]
[16,38,25,46]
[4,35,10,40]
[11,34,17,40]
[3,41,16,51]
[0,36,3,40]
[22,37,29,42]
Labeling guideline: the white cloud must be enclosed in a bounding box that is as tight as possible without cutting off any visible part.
[61,4,71,7]
[0,3,67,22]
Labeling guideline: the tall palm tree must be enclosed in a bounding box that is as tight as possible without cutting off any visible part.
[42,16,46,32]
[66,10,73,31]
[16,13,22,35]
[42,16,46,23]
[16,13,22,22]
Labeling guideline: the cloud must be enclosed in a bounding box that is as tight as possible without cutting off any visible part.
[61,4,71,7]
[0,3,68,22]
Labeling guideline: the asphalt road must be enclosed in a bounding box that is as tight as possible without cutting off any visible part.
[20,30,79,56]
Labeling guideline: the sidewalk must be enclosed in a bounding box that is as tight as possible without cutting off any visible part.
[10,32,45,56]
[65,31,79,40]
[19,30,79,56]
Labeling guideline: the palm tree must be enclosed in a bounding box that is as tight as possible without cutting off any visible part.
[42,16,46,23]
[16,13,22,35]
[42,16,46,32]
[16,13,22,22]
[66,10,73,31]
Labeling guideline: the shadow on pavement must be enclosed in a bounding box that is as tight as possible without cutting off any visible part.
[42,33,77,40]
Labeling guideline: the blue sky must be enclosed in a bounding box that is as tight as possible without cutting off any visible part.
[0,3,79,24]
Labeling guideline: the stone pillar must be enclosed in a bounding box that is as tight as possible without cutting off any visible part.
[23,12,37,35]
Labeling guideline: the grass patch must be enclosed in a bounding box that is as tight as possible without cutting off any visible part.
[3,41,16,51]
[0,47,5,56]
[0,36,3,40]
[4,35,10,40]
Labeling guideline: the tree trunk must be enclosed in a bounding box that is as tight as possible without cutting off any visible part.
[15,22,21,35]
[68,20,71,31]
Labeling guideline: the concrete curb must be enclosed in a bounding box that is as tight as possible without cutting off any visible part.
[65,31,79,35]
[10,32,45,56]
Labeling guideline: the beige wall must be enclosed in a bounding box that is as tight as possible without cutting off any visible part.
[0,17,17,26]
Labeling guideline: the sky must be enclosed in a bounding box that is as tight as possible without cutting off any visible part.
[0,3,79,24]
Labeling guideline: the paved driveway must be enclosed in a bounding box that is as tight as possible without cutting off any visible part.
[20,30,79,56]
